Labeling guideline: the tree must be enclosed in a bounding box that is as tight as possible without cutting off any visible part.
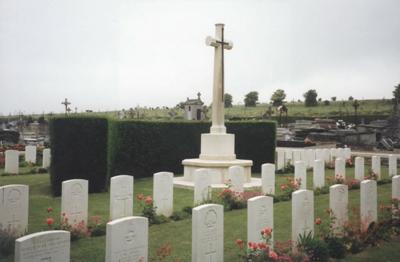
[303,89,318,107]
[270,89,286,107]
[348,96,354,101]
[224,93,233,108]
[331,96,337,101]
[393,83,400,105]
[244,91,259,107]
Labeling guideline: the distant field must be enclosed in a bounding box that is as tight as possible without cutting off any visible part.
[0,99,393,122]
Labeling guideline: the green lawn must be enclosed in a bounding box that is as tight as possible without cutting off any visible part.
[1,165,400,261]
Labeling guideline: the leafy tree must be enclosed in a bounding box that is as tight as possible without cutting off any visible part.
[331,96,337,101]
[348,96,354,101]
[303,89,318,107]
[393,83,400,104]
[323,100,330,106]
[224,93,233,108]
[270,89,286,107]
[244,91,259,107]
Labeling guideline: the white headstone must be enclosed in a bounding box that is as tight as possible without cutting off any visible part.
[292,190,314,247]
[153,172,174,217]
[285,149,293,165]
[360,180,377,230]
[276,149,285,170]
[323,148,331,163]
[300,150,307,163]
[295,161,307,189]
[247,196,273,244]
[192,204,223,262]
[335,158,346,179]
[344,147,351,160]
[261,163,275,195]
[389,154,397,177]
[336,148,344,159]
[61,179,88,226]
[371,156,381,179]
[355,157,365,181]
[42,148,51,169]
[194,169,212,205]
[393,175,400,200]
[25,145,37,164]
[329,184,348,231]
[315,149,324,161]
[228,166,245,193]
[306,149,315,168]
[106,216,148,262]
[293,150,302,163]
[15,230,70,262]
[330,148,337,160]
[5,150,19,174]
[313,159,325,189]
[110,175,133,220]
[0,184,29,235]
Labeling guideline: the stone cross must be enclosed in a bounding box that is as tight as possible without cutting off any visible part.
[61,98,71,114]
[206,23,233,134]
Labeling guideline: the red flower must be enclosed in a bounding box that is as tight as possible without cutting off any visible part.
[257,242,268,250]
[145,196,153,205]
[248,241,258,250]
[137,194,144,201]
[315,218,322,225]
[46,217,54,226]
[261,227,273,237]
[280,184,287,191]
[235,239,244,249]
[269,250,278,260]
[47,207,53,213]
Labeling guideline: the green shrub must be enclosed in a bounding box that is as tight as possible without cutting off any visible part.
[108,120,276,178]
[49,117,108,196]
[170,211,190,221]
[298,232,329,262]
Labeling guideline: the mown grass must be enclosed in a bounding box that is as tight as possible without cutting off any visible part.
[0,164,399,261]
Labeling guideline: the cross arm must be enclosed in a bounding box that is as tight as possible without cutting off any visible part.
[205,36,233,50]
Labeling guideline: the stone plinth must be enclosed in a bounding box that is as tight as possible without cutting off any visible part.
[199,133,235,160]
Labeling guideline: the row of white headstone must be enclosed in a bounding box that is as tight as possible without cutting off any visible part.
[14,175,400,262]
[3,147,51,174]
[276,147,353,170]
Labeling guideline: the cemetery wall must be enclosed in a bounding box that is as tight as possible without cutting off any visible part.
[49,116,108,196]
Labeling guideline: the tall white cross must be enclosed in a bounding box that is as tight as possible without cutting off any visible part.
[206,23,233,134]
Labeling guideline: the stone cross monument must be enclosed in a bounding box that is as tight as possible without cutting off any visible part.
[177,24,256,189]
[61,98,71,115]
[206,23,233,134]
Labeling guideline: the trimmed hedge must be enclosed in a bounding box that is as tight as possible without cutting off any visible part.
[108,120,276,179]
[49,117,108,196]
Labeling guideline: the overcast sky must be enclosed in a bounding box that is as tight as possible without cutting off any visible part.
[1,0,399,115]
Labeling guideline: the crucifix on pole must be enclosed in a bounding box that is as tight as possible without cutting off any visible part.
[206,24,233,134]
[61,98,71,115]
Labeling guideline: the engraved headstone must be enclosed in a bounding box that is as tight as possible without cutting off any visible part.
[306,149,315,168]
[329,184,348,231]
[285,149,293,165]
[153,172,174,217]
[336,148,344,159]
[315,149,324,161]
[293,150,302,163]
[15,230,70,262]
[194,169,212,205]
[371,156,381,179]
[335,158,346,179]
[360,180,377,231]
[343,147,351,160]
[330,148,337,160]
[313,159,325,189]
[323,148,331,163]
[61,179,88,226]
[300,150,307,163]
[192,204,223,262]
[106,216,148,262]
[5,150,19,174]
[247,196,273,244]
[228,166,245,193]
[355,157,365,181]
[110,175,133,220]
[295,161,307,189]
[261,163,275,195]
[42,148,51,169]
[389,154,397,177]
[0,184,29,235]
[276,149,285,170]
[292,190,314,247]
[25,145,37,164]
[392,175,400,200]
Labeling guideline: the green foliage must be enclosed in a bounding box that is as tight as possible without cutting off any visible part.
[303,89,318,107]
[323,100,330,106]
[0,130,19,144]
[244,91,259,107]
[393,83,400,104]
[0,229,17,257]
[224,93,233,108]
[49,116,108,196]
[270,89,286,106]
[349,96,354,101]
[170,211,190,221]
[331,96,337,101]
[108,120,276,179]
[298,232,329,262]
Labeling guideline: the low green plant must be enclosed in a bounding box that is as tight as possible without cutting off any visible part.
[297,231,329,262]
[0,228,17,257]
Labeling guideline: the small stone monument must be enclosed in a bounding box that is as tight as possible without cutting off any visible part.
[25,145,37,164]
[247,196,273,244]
[176,24,258,189]
[110,175,133,220]
[153,172,174,217]
[42,148,51,169]
[5,150,19,174]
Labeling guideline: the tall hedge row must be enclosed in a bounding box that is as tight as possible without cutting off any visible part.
[107,120,276,179]
[49,117,108,196]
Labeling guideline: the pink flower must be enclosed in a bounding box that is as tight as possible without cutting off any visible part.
[145,196,153,205]
[315,218,322,225]
[269,250,278,260]
[46,217,54,226]
[261,227,273,237]
[47,207,53,213]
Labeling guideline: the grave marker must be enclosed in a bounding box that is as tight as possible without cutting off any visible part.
[247,196,273,244]
[355,157,365,181]
[110,175,133,220]
[360,180,377,231]
[5,150,19,174]
[153,172,174,217]
[294,161,306,189]
[228,166,245,193]
[329,184,348,231]
[313,159,325,189]
[42,148,51,169]
[335,158,346,179]
[61,179,88,226]
[25,145,37,164]
[389,154,397,177]
[371,156,381,179]
[261,163,275,195]
[292,190,314,248]
[194,169,212,204]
